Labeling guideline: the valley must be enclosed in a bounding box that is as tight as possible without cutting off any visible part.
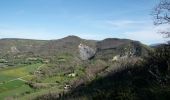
[0,36,169,100]
[1,0,170,99]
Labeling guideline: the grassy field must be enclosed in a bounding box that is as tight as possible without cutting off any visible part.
[0,63,42,82]
[0,80,34,100]
[0,62,86,99]
[0,63,43,99]
[0,62,79,99]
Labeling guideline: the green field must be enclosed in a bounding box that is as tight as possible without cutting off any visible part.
[0,63,43,99]
[0,63,79,99]
[0,62,87,99]
[0,80,34,100]
[0,63,42,82]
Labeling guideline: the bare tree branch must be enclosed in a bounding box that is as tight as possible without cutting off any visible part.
[152,0,170,25]
[152,0,170,38]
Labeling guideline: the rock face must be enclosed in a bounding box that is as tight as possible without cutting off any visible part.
[78,43,96,60]
[11,46,19,53]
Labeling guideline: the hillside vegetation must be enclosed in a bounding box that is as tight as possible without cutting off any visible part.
[0,36,167,100]
[36,44,170,100]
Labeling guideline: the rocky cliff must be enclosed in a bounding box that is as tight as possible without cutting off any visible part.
[78,43,96,60]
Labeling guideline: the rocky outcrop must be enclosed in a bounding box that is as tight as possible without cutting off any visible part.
[11,46,19,53]
[78,43,96,60]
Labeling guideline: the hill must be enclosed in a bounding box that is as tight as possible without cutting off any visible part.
[36,44,170,100]
[0,36,154,99]
[95,38,150,60]
[0,36,150,66]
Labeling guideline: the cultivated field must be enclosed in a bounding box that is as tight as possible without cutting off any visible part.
[0,63,43,99]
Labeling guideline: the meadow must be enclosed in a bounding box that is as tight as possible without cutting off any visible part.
[0,63,43,99]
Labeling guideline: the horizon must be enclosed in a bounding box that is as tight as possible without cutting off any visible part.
[0,35,142,41]
[0,35,167,45]
[0,0,169,44]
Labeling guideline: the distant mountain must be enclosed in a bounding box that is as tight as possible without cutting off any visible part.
[0,36,95,57]
[0,36,151,61]
[95,38,151,60]
[150,42,169,48]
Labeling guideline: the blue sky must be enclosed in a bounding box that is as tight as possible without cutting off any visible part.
[0,0,168,44]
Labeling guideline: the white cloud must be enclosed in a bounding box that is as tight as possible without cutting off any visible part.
[104,19,170,44]
[123,31,165,44]
[122,26,169,44]
[106,20,147,29]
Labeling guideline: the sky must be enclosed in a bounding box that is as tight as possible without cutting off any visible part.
[0,0,169,44]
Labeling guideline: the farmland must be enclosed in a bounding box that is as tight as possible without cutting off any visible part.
[0,63,43,99]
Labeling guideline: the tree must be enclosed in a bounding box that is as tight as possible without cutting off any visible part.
[152,0,170,38]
